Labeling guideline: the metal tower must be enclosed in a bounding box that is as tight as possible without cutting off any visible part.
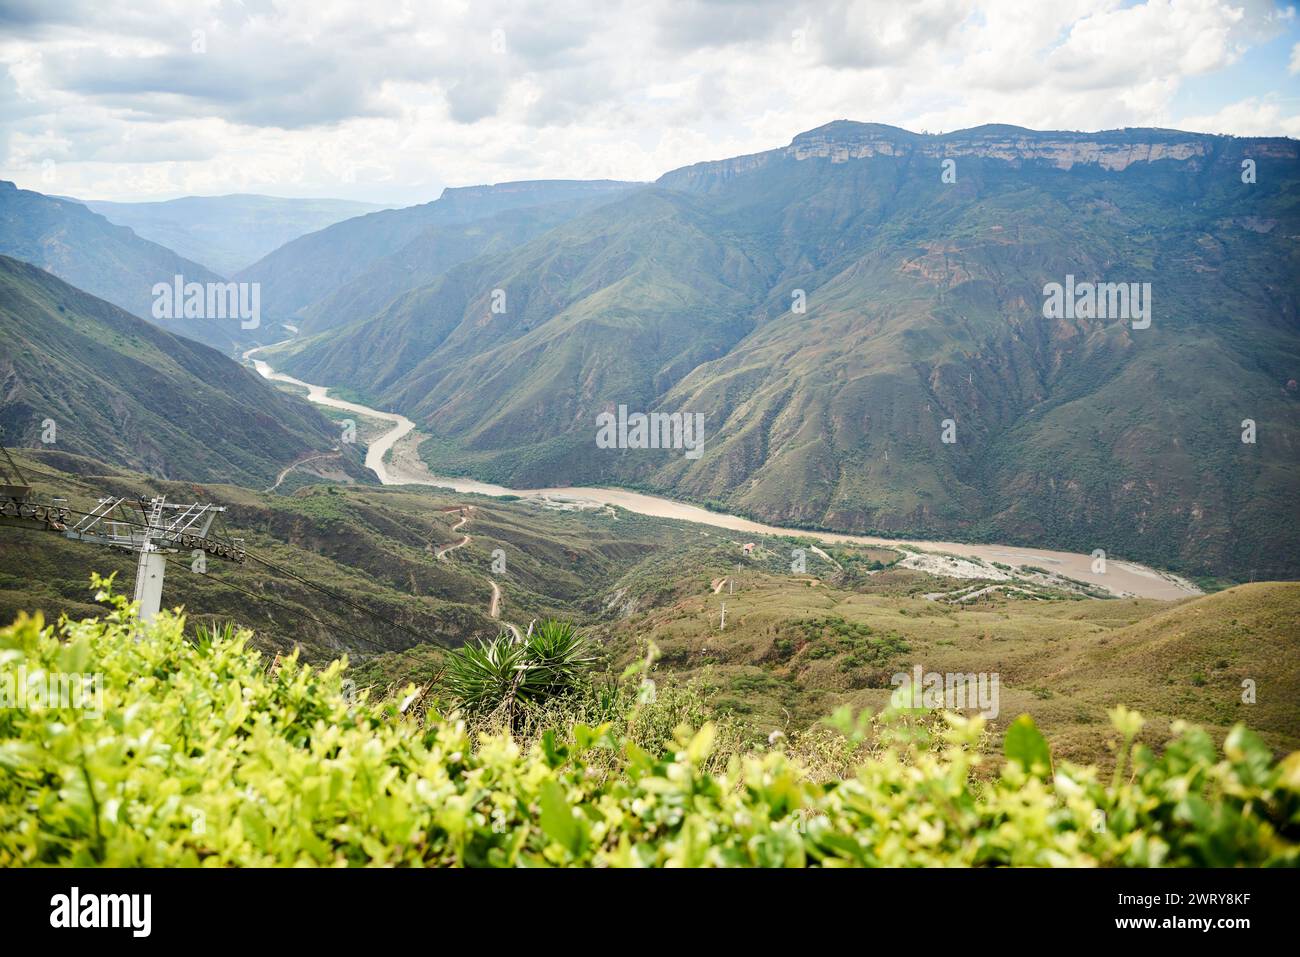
[1,442,244,620]
[64,497,244,621]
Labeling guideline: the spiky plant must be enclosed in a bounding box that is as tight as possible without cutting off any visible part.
[192,620,241,650]
[441,619,593,726]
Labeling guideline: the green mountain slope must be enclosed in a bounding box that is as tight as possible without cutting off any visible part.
[599,567,1300,763]
[292,195,647,338]
[72,193,386,275]
[1049,581,1300,752]
[276,188,770,441]
[235,179,640,328]
[0,256,361,487]
[648,125,1300,576]
[0,181,254,352]
[279,122,1300,579]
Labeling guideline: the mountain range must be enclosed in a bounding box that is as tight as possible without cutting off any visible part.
[66,193,386,276]
[0,180,251,352]
[234,179,640,334]
[2,122,1296,579]
[270,122,1300,579]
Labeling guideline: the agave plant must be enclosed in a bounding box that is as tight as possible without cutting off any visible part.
[442,619,594,725]
[192,620,242,649]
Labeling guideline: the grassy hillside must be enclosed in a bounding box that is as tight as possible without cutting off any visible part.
[0,257,363,487]
[0,448,716,667]
[1050,582,1299,752]
[594,569,1300,765]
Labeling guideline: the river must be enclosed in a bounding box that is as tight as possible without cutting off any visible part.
[246,348,1200,601]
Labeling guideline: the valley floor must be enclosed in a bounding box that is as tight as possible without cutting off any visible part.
[247,352,1202,601]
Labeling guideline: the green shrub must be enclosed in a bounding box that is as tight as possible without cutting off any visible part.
[441,620,592,726]
[2,578,1297,867]
[469,675,749,778]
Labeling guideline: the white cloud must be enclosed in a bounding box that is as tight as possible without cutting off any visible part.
[1178,95,1300,137]
[0,0,1295,203]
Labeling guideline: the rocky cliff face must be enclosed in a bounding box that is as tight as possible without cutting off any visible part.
[658,121,1300,189]
[434,179,641,217]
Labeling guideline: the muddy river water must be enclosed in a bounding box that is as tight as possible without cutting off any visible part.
[247,350,1200,601]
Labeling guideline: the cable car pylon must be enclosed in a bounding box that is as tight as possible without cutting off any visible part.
[1,440,244,621]
[63,496,244,621]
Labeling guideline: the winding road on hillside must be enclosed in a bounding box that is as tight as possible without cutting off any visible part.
[264,452,335,492]
[245,345,1201,601]
[429,506,521,638]
[434,511,472,560]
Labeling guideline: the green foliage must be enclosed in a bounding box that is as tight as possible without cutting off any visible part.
[1004,714,1053,776]
[795,615,910,668]
[441,620,594,725]
[2,589,1298,867]
[504,677,748,776]
[191,620,241,650]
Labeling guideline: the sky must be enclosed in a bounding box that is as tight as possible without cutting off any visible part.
[1,0,1298,206]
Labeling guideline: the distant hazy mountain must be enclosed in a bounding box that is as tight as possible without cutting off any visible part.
[292,195,646,338]
[234,180,640,328]
[279,122,1300,578]
[70,193,386,275]
[0,181,253,353]
[0,255,360,487]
